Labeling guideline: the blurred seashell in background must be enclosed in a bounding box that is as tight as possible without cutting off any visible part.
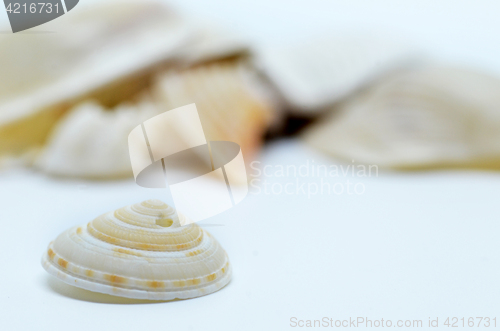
[0,1,189,159]
[42,199,231,300]
[34,58,278,179]
[303,67,500,169]
[155,59,279,162]
[0,0,273,177]
[35,100,158,178]
[255,33,419,114]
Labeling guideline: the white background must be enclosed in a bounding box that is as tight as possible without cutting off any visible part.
[1,1,500,330]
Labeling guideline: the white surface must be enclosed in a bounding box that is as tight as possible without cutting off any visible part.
[1,140,499,330]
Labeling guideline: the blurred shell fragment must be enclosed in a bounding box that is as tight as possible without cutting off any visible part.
[0,1,261,174]
[35,100,158,178]
[255,34,418,114]
[154,59,278,161]
[0,1,190,158]
[41,199,231,300]
[35,59,277,178]
[303,67,500,169]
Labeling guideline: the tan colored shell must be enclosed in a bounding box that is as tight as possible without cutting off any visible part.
[154,59,278,162]
[303,67,500,169]
[41,200,231,300]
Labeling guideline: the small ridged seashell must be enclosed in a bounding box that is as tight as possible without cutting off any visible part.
[41,200,231,300]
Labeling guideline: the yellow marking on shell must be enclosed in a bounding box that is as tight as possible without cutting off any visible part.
[156,218,173,227]
[88,224,119,244]
[104,274,127,284]
[187,278,201,286]
[206,273,217,282]
[186,249,202,257]
[47,248,55,260]
[147,281,165,288]
[113,248,142,257]
[58,258,68,269]
[173,280,186,287]
[88,221,203,251]
[76,227,82,234]
[221,267,226,274]
[85,270,94,278]
[138,243,156,251]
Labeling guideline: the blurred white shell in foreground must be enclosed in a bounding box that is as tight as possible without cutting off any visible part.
[42,200,231,300]
[304,67,500,169]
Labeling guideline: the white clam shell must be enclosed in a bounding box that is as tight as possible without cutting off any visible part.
[42,200,231,300]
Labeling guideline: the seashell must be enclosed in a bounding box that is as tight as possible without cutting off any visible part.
[35,99,159,178]
[0,1,187,158]
[255,33,418,114]
[41,200,231,300]
[33,58,278,179]
[303,67,500,169]
[155,59,279,162]
[0,1,247,164]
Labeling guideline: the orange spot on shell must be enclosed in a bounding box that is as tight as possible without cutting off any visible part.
[147,281,165,288]
[206,274,217,282]
[47,249,55,260]
[104,274,126,284]
[57,258,68,268]
[113,248,142,257]
[76,227,82,234]
[187,278,201,286]
[173,280,186,287]
[186,250,202,257]
[85,270,94,278]
[107,236,118,244]
[138,243,155,250]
